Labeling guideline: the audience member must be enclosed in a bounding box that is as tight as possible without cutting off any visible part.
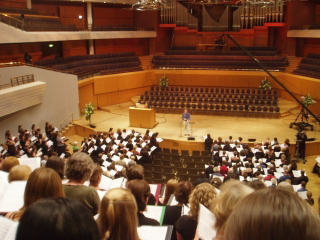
[89,164,103,190]
[127,164,144,181]
[159,178,178,206]
[64,152,100,215]
[45,155,65,179]
[1,156,19,172]
[6,167,64,221]
[16,198,99,240]
[126,179,160,226]
[224,188,320,240]
[97,188,139,240]
[211,180,254,239]
[8,165,32,182]
[175,183,217,240]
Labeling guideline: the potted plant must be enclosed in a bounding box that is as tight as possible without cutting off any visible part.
[84,102,95,128]
[301,94,316,107]
[259,77,271,91]
[159,75,169,89]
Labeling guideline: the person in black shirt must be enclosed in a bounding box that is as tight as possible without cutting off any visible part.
[204,134,213,153]
[127,179,160,226]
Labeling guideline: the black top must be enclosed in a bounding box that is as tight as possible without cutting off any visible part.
[175,215,197,240]
[138,212,160,226]
[163,206,182,225]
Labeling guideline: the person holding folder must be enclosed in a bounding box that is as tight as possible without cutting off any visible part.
[182,109,191,136]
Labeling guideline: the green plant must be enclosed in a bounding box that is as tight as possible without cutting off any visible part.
[84,102,94,125]
[259,77,271,90]
[159,75,169,88]
[301,94,316,107]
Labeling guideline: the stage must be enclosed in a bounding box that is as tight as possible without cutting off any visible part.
[73,98,320,147]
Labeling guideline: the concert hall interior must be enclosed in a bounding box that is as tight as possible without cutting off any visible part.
[0,0,320,239]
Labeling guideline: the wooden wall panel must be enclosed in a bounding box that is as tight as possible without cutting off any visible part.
[303,38,320,56]
[62,40,87,57]
[286,1,316,27]
[78,79,97,112]
[95,39,149,56]
[152,27,173,54]
[134,10,158,30]
[316,4,320,25]
[97,87,149,106]
[92,7,134,27]
[59,5,86,30]
[0,42,42,63]
[31,3,59,16]
[0,0,26,9]
[93,71,153,95]
[254,26,268,46]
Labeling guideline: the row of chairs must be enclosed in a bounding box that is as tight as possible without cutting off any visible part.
[141,94,278,103]
[293,53,320,80]
[148,101,280,118]
[142,97,278,106]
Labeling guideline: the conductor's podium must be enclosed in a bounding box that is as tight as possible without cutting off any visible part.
[129,107,156,129]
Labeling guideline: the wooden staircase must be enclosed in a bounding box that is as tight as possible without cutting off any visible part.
[285,56,302,73]
[139,55,153,70]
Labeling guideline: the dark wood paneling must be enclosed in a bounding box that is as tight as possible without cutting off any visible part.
[95,39,149,56]
[0,0,26,9]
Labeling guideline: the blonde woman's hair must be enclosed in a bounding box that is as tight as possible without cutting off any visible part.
[189,183,217,219]
[211,180,254,231]
[224,188,320,240]
[8,165,32,182]
[97,188,139,240]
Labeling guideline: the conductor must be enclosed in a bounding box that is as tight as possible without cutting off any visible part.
[182,109,191,136]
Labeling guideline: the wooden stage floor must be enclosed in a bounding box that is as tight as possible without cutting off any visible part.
[74,98,320,145]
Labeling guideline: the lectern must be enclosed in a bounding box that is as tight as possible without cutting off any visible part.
[129,107,156,129]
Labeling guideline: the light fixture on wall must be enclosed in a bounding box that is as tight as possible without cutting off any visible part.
[78,15,83,19]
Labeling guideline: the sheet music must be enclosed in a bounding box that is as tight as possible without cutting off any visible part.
[0,181,26,212]
[0,216,18,240]
[197,204,217,240]
[138,226,170,240]
[144,205,165,224]
[18,157,41,171]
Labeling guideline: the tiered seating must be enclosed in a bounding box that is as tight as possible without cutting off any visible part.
[293,53,320,79]
[144,149,211,183]
[35,52,142,79]
[152,55,288,71]
[0,11,77,31]
[165,46,278,56]
[139,85,280,118]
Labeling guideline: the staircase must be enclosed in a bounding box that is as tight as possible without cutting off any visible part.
[285,56,302,73]
[139,55,153,70]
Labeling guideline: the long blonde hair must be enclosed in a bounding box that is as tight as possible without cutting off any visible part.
[97,188,139,240]
[189,183,217,220]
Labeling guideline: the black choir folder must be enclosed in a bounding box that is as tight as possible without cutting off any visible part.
[138,225,173,240]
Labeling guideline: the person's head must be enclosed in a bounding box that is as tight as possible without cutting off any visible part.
[189,183,217,219]
[126,164,144,181]
[16,198,99,240]
[23,167,64,209]
[45,156,65,179]
[277,181,294,192]
[163,178,178,205]
[97,188,139,240]
[89,164,103,188]
[211,180,254,232]
[126,179,150,212]
[65,152,94,182]
[174,181,193,205]
[8,165,32,182]
[224,188,320,240]
[249,179,266,190]
[1,156,19,172]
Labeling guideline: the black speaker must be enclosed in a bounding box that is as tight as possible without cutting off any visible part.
[188,137,195,141]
